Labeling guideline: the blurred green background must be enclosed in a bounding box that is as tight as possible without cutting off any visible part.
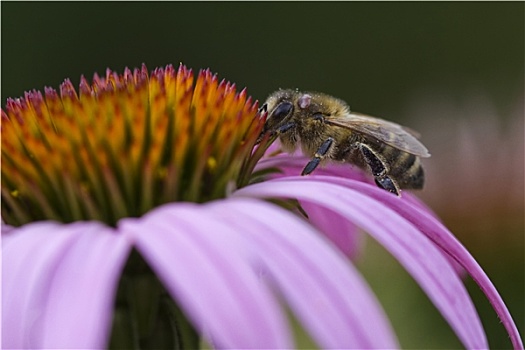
[2,2,523,349]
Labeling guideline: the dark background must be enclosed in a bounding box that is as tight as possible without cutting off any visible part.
[2,2,523,349]
[2,2,522,118]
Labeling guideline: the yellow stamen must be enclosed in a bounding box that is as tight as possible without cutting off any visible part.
[1,64,268,226]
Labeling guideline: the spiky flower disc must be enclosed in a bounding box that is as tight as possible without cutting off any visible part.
[1,64,265,226]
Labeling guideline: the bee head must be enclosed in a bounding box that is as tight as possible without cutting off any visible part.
[258,89,326,143]
[259,90,297,136]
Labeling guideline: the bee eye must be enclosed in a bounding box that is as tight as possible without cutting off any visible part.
[271,101,293,120]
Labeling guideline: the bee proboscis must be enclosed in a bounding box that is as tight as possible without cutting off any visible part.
[259,89,431,196]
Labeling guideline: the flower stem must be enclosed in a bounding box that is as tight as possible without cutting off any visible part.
[110,250,199,349]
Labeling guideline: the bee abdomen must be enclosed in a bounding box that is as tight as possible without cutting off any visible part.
[390,152,424,189]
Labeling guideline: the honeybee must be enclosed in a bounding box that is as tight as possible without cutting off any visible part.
[258,89,430,196]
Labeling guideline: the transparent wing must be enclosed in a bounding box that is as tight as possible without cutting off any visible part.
[325,112,431,157]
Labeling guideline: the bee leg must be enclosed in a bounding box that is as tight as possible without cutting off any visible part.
[302,137,334,175]
[374,177,400,196]
[259,103,268,113]
[358,143,400,196]
[257,122,296,144]
[274,122,296,135]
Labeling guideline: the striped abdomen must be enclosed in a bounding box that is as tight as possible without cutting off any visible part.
[375,143,424,189]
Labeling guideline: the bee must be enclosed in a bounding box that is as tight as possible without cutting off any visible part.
[258,89,430,196]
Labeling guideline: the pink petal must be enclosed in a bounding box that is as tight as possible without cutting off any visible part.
[119,203,292,349]
[1,222,15,234]
[257,156,366,258]
[317,176,524,350]
[3,221,131,349]
[265,156,466,276]
[256,154,370,183]
[300,200,364,259]
[235,177,488,349]
[206,198,398,349]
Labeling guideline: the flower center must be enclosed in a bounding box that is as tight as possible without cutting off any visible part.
[1,64,268,227]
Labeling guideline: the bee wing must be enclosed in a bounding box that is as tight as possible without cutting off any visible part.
[325,112,431,157]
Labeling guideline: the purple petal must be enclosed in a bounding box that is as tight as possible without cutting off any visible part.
[206,198,398,349]
[257,156,366,259]
[314,175,524,349]
[235,177,489,349]
[119,203,292,349]
[264,157,466,276]
[256,154,370,183]
[1,221,15,234]
[300,200,363,259]
[3,221,131,349]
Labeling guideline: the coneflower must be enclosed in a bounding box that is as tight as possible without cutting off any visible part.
[2,65,522,349]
